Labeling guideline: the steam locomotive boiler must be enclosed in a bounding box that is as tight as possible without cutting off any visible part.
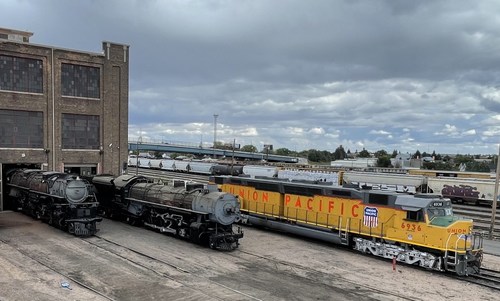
[6,169,101,236]
[91,174,243,250]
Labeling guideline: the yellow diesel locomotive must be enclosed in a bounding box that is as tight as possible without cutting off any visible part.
[211,176,484,276]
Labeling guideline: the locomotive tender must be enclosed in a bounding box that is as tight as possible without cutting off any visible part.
[212,176,484,276]
[6,169,101,236]
[91,174,243,250]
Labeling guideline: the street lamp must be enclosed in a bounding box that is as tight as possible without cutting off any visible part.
[213,114,218,159]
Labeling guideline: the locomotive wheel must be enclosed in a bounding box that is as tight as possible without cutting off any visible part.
[67,222,75,234]
[99,208,108,217]
[126,216,137,226]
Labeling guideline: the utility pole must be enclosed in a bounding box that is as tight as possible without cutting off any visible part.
[231,139,236,169]
[135,139,139,175]
[490,145,499,239]
[213,114,218,159]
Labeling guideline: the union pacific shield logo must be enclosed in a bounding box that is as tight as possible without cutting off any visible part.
[363,207,378,228]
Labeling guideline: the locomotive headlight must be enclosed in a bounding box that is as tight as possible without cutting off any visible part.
[224,204,235,214]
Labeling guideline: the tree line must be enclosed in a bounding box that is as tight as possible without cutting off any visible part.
[234,144,494,172]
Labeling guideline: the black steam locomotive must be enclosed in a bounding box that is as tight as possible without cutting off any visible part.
[91,174,244,250]
[6,169,101,236]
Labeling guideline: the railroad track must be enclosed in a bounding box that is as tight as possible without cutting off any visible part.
[87,231,417,301]
[452,204,500,239]
[457,267,500,291]
[0,238,116,301]
[83,234,263,301]
[229,247,418,301]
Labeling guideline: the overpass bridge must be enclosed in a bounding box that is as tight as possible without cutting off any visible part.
[128,142,300,163]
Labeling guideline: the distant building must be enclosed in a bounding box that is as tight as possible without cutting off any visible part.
[330,158,378,169]
[295,157,309,165]
[391,154,422,169]
[138,152,155,159]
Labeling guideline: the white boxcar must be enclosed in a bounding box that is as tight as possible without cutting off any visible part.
[342,172,426,193]
[277,169,340,185]
[427,177,499,206]
[128,155,138,167]
[242,165,279,178]
[189,161,215,175]
[160,159,175,171]
[138,158,151,168]
[173,160,190,172]
[149,159,162,169]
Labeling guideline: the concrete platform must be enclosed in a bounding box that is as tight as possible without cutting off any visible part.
[1,211,499,301]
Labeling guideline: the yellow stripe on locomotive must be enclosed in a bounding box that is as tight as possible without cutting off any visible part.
[213,175,483,276]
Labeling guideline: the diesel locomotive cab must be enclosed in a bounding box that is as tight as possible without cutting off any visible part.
[426,200,454,221]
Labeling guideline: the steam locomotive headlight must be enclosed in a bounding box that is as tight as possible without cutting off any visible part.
[224,203,236,214]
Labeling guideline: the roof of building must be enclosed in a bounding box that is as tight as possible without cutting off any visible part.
[0,27,33,43]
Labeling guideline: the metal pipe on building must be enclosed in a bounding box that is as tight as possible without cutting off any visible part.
[51,48,55,171]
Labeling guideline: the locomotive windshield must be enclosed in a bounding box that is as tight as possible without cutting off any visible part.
[427,200,458,226]
[427,207,453,219]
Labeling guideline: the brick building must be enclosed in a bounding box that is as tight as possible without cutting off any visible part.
[0,27,129,210]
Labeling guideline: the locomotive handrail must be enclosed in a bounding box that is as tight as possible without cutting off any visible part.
[338,216,342,235]
[455,235,465,252]
[383,213,397,225]
[126,197,210,215]
[444,232,455,259]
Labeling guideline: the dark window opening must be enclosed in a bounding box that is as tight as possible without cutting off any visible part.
[0,109,43,148]
[283,185,323,197]
[368,194,389,205]
[62,113,99,149]
[406,210,424,222]
[61,63,100,98]
[0,55,43,93]
[250,181,281,192]
[324,189,352,197]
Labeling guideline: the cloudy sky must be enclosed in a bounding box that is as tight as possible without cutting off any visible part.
[3,0,500,155]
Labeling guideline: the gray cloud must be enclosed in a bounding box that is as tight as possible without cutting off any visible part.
[3,0,500,154]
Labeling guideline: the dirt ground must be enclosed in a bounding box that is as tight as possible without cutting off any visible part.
[0,211,499,301]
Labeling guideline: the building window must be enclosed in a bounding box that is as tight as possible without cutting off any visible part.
[0,109,43,148]
[62,114,100,149]
[61,63,100,99]
[0,55,43,93]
